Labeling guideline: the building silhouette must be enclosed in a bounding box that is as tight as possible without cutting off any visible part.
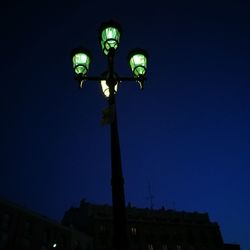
[223,244,241,250]
[62,199,241,250]
[0,198,241,250]
[0,198,92,250]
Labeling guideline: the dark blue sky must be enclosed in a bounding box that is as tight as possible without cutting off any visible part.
[0,1,249,249]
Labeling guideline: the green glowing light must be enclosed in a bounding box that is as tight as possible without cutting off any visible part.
[129,53,147,77]
[72,51,90,75]
[99,22,121,55]
[100,80,118,98]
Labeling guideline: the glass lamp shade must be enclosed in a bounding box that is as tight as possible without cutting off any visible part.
[100,80,118,98]
[71,48,91,75]
[129,49,148,77]
[99,21,121,55]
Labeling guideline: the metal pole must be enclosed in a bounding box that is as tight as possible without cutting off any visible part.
[108,48,128,250]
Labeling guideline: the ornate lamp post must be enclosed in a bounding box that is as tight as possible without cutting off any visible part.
[70,20,148,250]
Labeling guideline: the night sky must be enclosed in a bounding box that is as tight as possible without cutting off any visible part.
[0,1,249,249]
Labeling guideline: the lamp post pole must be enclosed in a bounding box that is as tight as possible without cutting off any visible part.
[107,49,128,250]
[70,20,148,250]
[109,97,128,250]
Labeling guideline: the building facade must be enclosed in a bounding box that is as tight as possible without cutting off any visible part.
[0,198,92,250]
[224,244,241,250]
[0,198,240,250]
[62,200,238,250]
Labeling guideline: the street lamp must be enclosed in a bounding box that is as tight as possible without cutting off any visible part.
[70,20,148,250]
[129,49,148,89]
[71,48,91,76]
[99,21,121,56]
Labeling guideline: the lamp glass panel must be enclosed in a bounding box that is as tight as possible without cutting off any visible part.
[130,54,147,76]
[75,65,86,75]
[101,27,120,55]
[101,80,118,98]
[72,53,90,75]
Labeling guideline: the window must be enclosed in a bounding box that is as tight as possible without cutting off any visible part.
[24,221,32,236]
[200,230,208,243]
[131,227,137,235]
[162,244,168,250]
[42,230,49,243]
[1,214,9,229]
[173,231,182,242]
[177,245,182,250]
[74,240,83,250]
[187,230,195,244]
[148,244,153,250]
[22,238,31,249]
[100,225,106,232]
[0,232,8,249]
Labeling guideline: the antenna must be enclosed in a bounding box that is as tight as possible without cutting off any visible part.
[146,182,154,210]
[165,201,168,210]
[173,200,176,210]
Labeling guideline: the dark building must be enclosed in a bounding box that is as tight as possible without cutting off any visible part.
[0,198,240,250]
[0,198,92,250]
[224,244,241,250]
[62,200,240,250]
